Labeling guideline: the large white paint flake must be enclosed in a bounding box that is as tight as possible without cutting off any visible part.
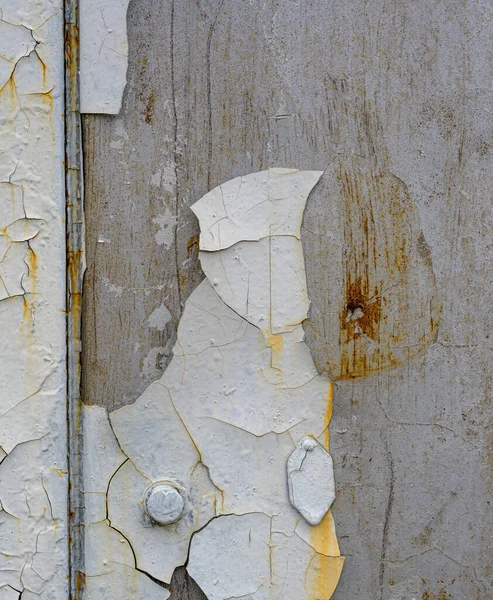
[83,406,170,599]
[105,168,344,598]
[0,1,69,597]
[80,0,131,113]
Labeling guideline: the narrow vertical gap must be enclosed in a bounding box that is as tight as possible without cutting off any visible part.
[170,0,183,315]
[64,0,86,598]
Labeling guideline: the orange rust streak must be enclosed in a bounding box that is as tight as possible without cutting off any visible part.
[75,571,86,600]
[307,555,345,600]
[323,381,334,450]
[21,245,38,336]
[307,380,343,599]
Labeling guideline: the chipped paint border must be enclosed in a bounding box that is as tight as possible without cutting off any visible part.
[79,0,131,114]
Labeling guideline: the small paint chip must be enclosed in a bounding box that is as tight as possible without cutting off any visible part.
[148,304,172,331]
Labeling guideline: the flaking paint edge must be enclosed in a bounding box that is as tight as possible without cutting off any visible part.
[100,169,344,599]
[79,0,131,114]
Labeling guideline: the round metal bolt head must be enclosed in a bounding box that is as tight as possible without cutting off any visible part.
[301,437,317,452]
[144,482,184,525]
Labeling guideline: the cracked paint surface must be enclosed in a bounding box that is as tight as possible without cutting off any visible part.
[0,1,68,597]
[98,169,344,598]
[83,406,170,599]
[79,0,131,114]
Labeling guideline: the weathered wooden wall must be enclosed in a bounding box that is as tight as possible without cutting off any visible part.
[82,0,493,598]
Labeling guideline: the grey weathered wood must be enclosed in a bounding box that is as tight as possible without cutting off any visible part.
[82,0,493,597]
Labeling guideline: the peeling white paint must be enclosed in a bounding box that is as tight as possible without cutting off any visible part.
[0,2,68,597]
[192,169,322,251]
[102,169,343,598]
[0,585,21,599]
[83,405,170,599]
[153,208,178,247]
[148,303,172,331]
[99,274,124,297]
[150,166,176,192]
[140,343,172,378]
[0,20,36,89]
[188,513,343,600]
[80,0,131,114]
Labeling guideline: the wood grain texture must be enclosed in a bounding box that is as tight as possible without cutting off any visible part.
[82,0,493,597]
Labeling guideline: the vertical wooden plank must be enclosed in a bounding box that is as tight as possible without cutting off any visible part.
[82,0,493,597]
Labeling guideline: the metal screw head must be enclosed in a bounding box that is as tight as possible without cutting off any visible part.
[301,437,317,452]
[144,482,184,525]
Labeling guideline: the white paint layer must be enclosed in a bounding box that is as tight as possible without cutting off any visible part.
[80,0,131,114]
[148,303,172,330]
[191,168,323,251]
[287,437,336,525]
[104,169,343,598]
[83,406,170,599]
[0,2,68,597]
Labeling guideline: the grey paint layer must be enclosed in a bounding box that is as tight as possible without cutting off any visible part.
[82,0,493,598]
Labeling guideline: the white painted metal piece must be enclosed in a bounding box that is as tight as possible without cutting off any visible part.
[79,0,131,114]
[287,437,336,525]
[0,2,69,598]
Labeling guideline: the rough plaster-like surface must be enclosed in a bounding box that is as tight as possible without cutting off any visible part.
[0,1,68,597]
[82,0,493,598]
[79,0,130,113]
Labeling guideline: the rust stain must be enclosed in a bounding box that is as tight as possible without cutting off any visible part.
[39,54,48,90]
[422,590,452,600]
[67,249,83,317]
[187,233,199,255]
[302,155,440,380]
[67,248,83,379]
[310,511,340,557]
[65,5,86,599]
[74,570,86,600]
[143,90,155,124]
[65,21,79,86]
[21,245,38,337]
[343,276,382,344]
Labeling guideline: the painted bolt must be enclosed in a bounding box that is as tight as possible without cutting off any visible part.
[144,482,184,525]
[301,437,317,452]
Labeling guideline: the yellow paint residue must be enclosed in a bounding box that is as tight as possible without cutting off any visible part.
[306,554,345,600]
[52,466,68,478]
[266,332,284,371]
[21,245,38,335]
[310,510,340,557]
[322,382,334,450]
[307,380,344,599]
[308,511,344,599]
